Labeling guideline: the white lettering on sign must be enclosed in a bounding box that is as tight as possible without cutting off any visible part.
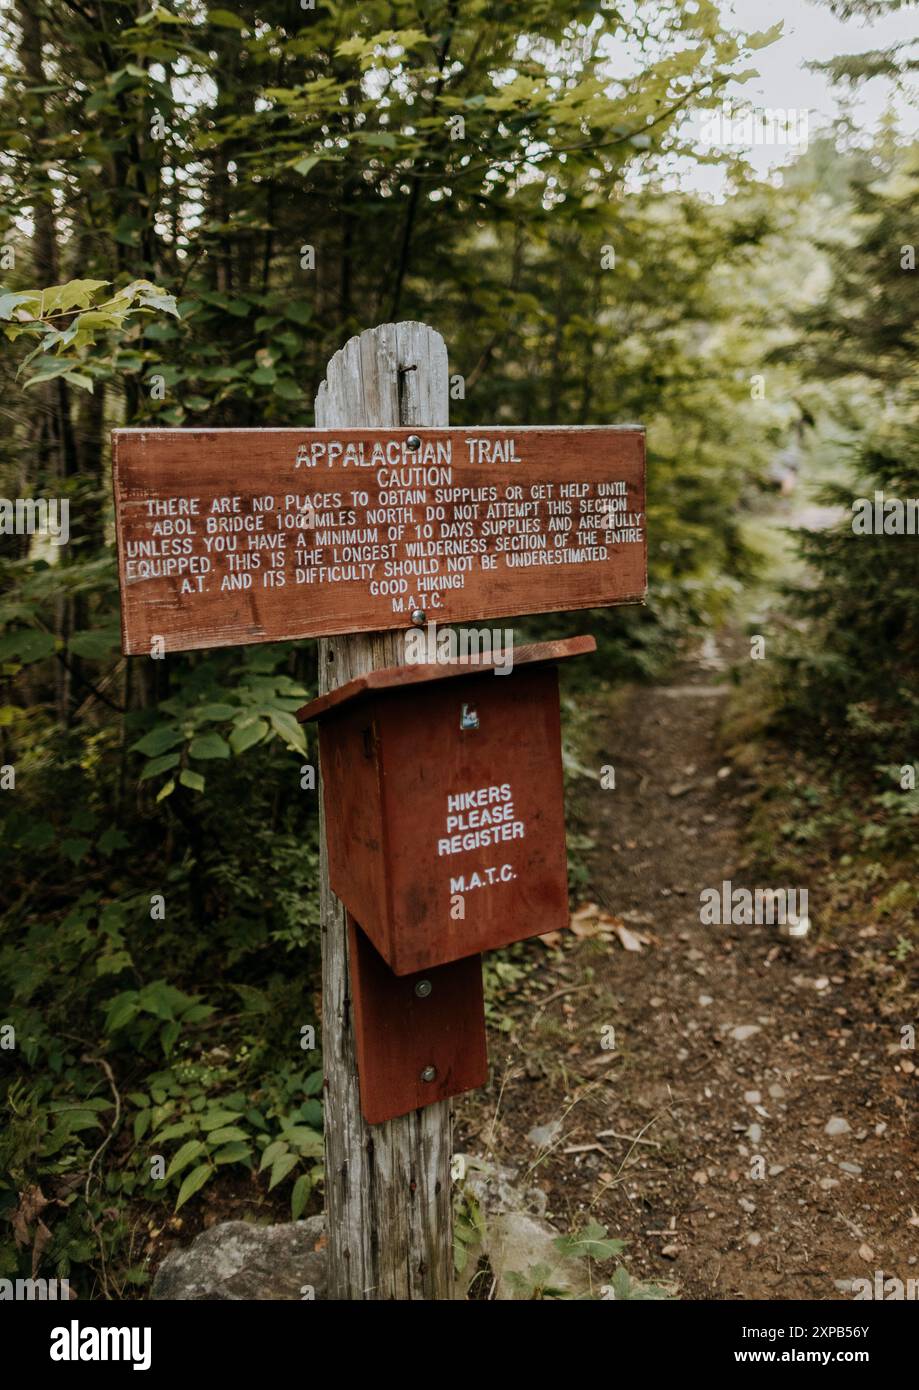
[122,444,642,604]
[113,427,646,652]
[437,781,525,888]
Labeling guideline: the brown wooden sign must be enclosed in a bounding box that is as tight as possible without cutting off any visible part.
[112,426,646,655]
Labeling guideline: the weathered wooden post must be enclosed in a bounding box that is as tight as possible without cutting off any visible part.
[314,322,454,1299]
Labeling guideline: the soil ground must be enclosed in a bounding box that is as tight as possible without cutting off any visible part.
[455,633,918,1300]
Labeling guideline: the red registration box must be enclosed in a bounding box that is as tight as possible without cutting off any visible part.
[298,636,593,974]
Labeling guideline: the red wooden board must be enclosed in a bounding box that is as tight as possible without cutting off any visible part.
[347,918,488,1125]
[112,426,645,654]
[316,662,571,975]
[297,634,596,722]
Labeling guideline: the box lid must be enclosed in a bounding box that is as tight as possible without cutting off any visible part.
[297,634,596,723]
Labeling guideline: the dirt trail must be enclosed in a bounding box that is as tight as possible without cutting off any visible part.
[457,635,917,1300]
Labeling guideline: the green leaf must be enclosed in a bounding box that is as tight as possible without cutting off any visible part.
[105,992,139,1033]
[139,980,192,1020]
[96,948,132,977]
[267,709,307,754]
[258,1139,289,1173]
[156,778,176,802]
[268,1151,299,1191]
[69,627,120,660]
[23,360,77,388]
[201,1109,243,1132]
[746,22,784,51]
[131,725,183,757]
[296,1100,323,1128]
[97,826,130,856]
[139,752,181,781]
[206,1126,249,1145]
[60,837,92,865]
[165,1140,207,1181]
[212,1141,252,1165]
[607,1265,670,1300]
[138,6,186,27]
[280,1126,324,1158]
[135,289,179,318]
[336,36,372,58]
[63,372,94,393]
[553,1221,626,1262]
[0,630,56,664]
[175,1162,213,1210]
[207,9,246,29]
[284,303,312,326]
[152,1121,195,1143]
[196,703,236,720]
[291,1172,312,1220]
[229,718,268,754]
[182,1003,216,1024]
[273,378,301,401]
[41,279,110,314]
[179,769,205,793]
[189,732,231,760]
[0,290,42,321]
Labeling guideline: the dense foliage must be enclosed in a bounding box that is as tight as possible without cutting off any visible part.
[767,64,919,852]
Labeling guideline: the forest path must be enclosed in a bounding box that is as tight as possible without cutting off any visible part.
[457,631,916,1300]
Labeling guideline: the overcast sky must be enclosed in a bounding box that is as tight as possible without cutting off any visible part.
[680,0,918,194]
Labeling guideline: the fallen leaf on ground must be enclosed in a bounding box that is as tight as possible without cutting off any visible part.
[569,902,621,939]
[614,924,644,952]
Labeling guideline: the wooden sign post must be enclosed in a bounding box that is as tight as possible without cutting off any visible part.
[314,323,453,1300]
[111,321,647,1301]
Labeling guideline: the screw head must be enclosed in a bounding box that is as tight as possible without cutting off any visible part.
[414,979,433,999]
[411,609,426,626]
[420,1065,437,1083]
[406,434,422,450]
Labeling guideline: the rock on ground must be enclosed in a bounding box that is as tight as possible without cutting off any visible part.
[484,1211,591,1300]
[457,1155,590,1299]
[152,1218,327,1300]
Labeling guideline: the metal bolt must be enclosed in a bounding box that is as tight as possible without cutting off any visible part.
[406,434,422,450]
[414,979,432,999]
[420,1065,437,1083]
[411,609,426,626]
